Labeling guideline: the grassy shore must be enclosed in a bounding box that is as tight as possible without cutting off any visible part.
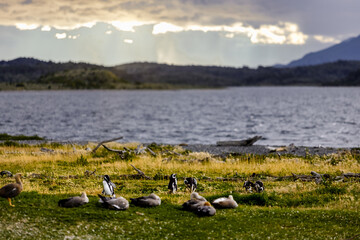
[0,142,359,239]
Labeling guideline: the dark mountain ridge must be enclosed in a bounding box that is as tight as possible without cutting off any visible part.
[1,57,360,89]
[287,35,360,67]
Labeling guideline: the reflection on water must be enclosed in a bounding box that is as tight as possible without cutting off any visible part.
[0,87,359,147]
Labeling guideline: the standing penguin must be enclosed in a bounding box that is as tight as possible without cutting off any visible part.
[102,175,116,197]
[184,177,197,192]
[168,173,178,194]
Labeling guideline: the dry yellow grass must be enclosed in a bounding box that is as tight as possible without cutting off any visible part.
[0,142,359,208]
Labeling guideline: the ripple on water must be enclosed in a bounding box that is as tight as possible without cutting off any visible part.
[0,87,359,147]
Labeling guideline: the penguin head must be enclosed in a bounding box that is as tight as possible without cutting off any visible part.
[103,175,110,182]
[170,173,176,179]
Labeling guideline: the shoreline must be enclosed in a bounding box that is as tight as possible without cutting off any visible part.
[1,139,357,157]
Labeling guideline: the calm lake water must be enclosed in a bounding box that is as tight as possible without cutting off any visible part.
[0,87,359,147]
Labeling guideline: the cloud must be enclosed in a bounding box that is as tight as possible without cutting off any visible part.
[41,25,51,31]
[111,21,150,32]
[55,33,67,39]
[313,35,340,44]
[123,39,133,44]
[0,0,357,36]
[153,21,308,45]
[15,23,38,30]
[153,22,184,35]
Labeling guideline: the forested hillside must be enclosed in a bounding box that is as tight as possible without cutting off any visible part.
[1,58,360,89]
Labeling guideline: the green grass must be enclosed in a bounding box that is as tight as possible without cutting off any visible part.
[0,191,359,239]
[0,142,360,239]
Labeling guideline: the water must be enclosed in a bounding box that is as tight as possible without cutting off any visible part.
[0,87,359,147]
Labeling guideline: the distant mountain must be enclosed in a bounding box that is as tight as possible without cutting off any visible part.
[113,61,360,86]
[287,35,360,67]
[1,57,360,89]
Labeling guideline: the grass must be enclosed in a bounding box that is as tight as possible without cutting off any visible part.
[0,142,359,239]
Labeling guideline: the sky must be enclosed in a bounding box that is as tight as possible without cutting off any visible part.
[0,0,359,67]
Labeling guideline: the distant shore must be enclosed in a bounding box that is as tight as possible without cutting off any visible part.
[181,144,355,157]
[1,139,357,157]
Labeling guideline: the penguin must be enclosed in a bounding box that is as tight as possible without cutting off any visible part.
[0,170,13,177]
[196,202,216,216]
[58,192,89,208]
[168,173,177,194]
[98,194,129,210]
[102,175,116,197]
[243,180,255,192]
[212,195,238,209]
[254,180,265,193]
[184,177,197,192]
[130,193,161,207]
[0,173,22,207]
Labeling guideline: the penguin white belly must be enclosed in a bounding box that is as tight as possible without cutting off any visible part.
[102,181,113,196]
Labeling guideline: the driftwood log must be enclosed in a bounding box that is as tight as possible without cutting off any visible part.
[91,136,124,153]
[130,164,152,180]
[216,136,262,146]
[102,144,156,158]
[84,169,97,177]
[290,171,330,184]
[146,147,157,156]
[102,144,125,154]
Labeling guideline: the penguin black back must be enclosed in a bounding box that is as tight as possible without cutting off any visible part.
[254,180,264,193]
[243,180,255,192]
[184,177,197,192]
